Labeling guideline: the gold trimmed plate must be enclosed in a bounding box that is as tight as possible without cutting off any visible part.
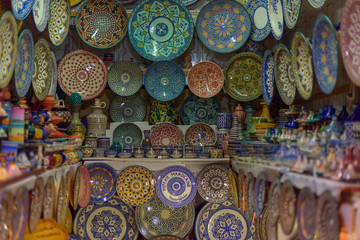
[29,177,45,233]
[279,180,296,235]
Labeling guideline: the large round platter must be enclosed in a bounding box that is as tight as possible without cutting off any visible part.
[43,176,55,219]
[0,191,13,240]
[254,172,266,218]
[57,50,108,100]
[268,179,281,226]
[128,0,194,61]
[313,14,338,94]
[13,187,29,240]
[262,50,275,105]
[108,61,143,96]
[49,51,57,96]
[73,196,138,240]
[29,177,45,233]
[12,0,34,20]
[228,168,239,208]
[246,0,271,41]
[274,44,296,105]
[267,0,284,40]
[316,191,339,240]
[181,94,221,125]
[113,123,143,146]
[135,195,195,239]
[76,0,128,49]
[195,200,248,240]
[48,0,70,46]
[196,0,251,53]
[297,187,316,240]
[0,12,18,89]
[224,52,263,101]
[283,0,301,29]
[187,61,224,98]
[33,39,53,101]
[116,165,156,207]
[15,29,34,98]
[110,94,146,122]
[279,180,296,235]
[87,163,117,202]
[291,32,313,100]
[78,164,91,208]
[184,123,217,146]
[32,0,50,32]
[308,0,325,8]
[197,164,230,203]
[144,61,185,101]
[156,166,197,207]
[150,123,184,146]
[245,172,255,223]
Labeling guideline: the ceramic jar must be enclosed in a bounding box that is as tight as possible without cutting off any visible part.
[86,99,108,137]
[244,105,256,133]
[110,141,122,152]
[233,104,246,125]
[97,135,110,151]
[217,113,232,129]
[84,133,98,148]
[67,93,86,136]
[52,100,72,128]
[149,100,177,125]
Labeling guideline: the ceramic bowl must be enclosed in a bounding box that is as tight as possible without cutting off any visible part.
[134,154,145,158]
[105,150,118,157]
[146,153,158,158]
[118,152,132,158]
[171,154,183,158]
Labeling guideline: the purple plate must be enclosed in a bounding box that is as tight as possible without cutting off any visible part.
[87,163,117,202]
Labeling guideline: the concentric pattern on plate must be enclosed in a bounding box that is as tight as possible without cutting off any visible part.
[245,172,254,223]
[48,0,70,46]
[29,177,45,233]
[32,0,50,32]
[297,187,316,240]
[262,50,275,105]
[13,187,29,240]
[279,180,296,235]
[316,191,339,240]
[0,191,13,240]
[184,123,217,146]
[57,50,108,100]
[113,123,143,146]
[110,94,146,122]
[283,0,301,29]
[43,176,55,219]
[76,0,128,49]
[224,52,263,101]
[267,0,284,40]
[128,0,194,61]
[12,0,34,20]
[246,0,271,41]
[196,0,251,53]
[88,163,117,202]
[150,123,183,146]
[254,171,266,218]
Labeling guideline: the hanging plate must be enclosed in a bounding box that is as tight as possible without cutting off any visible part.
[268,179,281,226]
[0,191,13,240]
[254,171,266,218]
[87,163,117,202]
[267,0,284,40]
[229,168,239,208]
[150,123,184,146]
[109,94,147,123]
[297,187,316,240]
[316,191,339,240]
[43,176,55,219]
[245,172,255,224]
[308,0,326,8]
[261,50,275,105]
[184,123,217,146]
[279,180,296,235]
[32,0,50,32]
[238,169,245,213]
[78,165,91,208]
[29,177,45,233]
[48,0,70,46]
[246,0,271,41]
[11,0,35,20]
[13,187,29,240]
[283,0,301,29]
[113,123,143,146]
[49,52,58,96]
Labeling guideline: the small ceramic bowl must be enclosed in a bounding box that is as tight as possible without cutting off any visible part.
[105,150,118,158]
[197,152,210,159]
[171,154,182,158]
[134,154,144,158]
[146,153,157,158]
[118,152,132,158]
[184,153,196,159]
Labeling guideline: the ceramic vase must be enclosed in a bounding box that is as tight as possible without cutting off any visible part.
[86,99,108,137]
[67,93,86,136]
[217,113,232,129]
[233,104,246,125]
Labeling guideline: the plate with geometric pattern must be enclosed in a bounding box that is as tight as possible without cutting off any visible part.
[262,50,275,105]
[12,0,35,20]
[246,0,271,42]
[48,0,70,46]
[87,163,117,202]
[150,123,184,146]
[283,0,301,29]
[110,94,147,122]
[113,123,143,146]
[184,123,217,146]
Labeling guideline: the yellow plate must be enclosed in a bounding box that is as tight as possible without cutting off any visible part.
[70,0,82,6]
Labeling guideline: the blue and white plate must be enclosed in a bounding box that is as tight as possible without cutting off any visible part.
[261,50,275,105]
[32,0,50,32]
[283,0,301,29]
[254,171,266,218]
[267,0,284,40]
[246,0,271,42]
[49,51,57,95]
[12,0,35,20]
[156,165,197,208]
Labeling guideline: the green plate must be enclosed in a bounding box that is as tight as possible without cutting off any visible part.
[113,123,142,146]
[109,94,147,122]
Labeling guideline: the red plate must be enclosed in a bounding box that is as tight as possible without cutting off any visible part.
[78,165,91,208]
[150,123,184,146]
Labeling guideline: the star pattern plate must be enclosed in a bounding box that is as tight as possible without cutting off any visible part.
[262,50,275,105]
[87,163,117,202]
[32,0,50,32]
[184,123,217,146]
[283,0,301,29]
[48,0,70,46]
[110,94,147,122]
[12,0,35,20]
[246,0,271,41]
[150,123,184,146]
[267,0,284,40]
[113,123,143,146]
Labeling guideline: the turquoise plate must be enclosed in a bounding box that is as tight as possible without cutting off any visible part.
[261,50,275,105]
[246,0,271,42]
[110,94,147,122]
[113,123,142,146]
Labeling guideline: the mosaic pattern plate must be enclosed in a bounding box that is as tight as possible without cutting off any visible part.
[29,177,45,233]
[279,180,296,235]
[48,0,70,46]
[180,94,221,125]
[43,176,55,219]
[76,0,128,49]
[116,165,156,207]
[224,52,263,101]
[0,12,18,89]
[156,166,197,207]
[262,50,275,105]
[32,0,50,32]
[197,164,230,203]
[108,61,143,96]
[267,0,284,40]
[128,0,194,61]
[33,39,53,101]
[245,172,254,223]
[78,164,91,208]
[316,191,339,240]
[196,0,251,53]
[135,195,195,239]
[268,179,280,226]
[0,191,13,240]
[87,163,117,202]
[283,0,301,29]
[184,123,217,146]
[57,50,108,100]
[297,187,316,240]
[15,29,34,98]
[49,51,58,96]
[144,61,185,101]
[313,14,338,94]
[150,123,184,146]
[187,61,224,98]
[110,94,146,122]
[308,0,325,8]
[274,44,296,105]
[73,196,138,240]
[13,187,29,240]
[113,123,142,146]
[12,0,34,20]
[246,0,271,41]
[254,172,266,218]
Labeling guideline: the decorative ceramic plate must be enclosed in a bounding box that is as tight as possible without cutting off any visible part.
[49,51,57,96]
[195,200,248,240]
[246,220,257,240]
[283,0,301,29]
[73,196,138,240]
[260,206,269,239]
[15,29,34,98]
[135,195,195,239]
[267,0,284,40]
[64,207,73,234]
[13,187,29,240]
[152,236,182,240]
[268,179,280,226]
[110,94,147,122]
[69,234,81,240]
[150,123,184,146]
[229,168,239,208]
[57,50,108,100]
[0,12,18,89]
[180,95,221,125]
[156,166,197,207]
[316,191,339,240]
[241,39,265,56]
[224,52,263,101]
[291,32,313,100]
[274,44,296,105]
[262,50,275,105]
[48,0,70,46]
[87,163,117,202]
[184,123,217,146]
[70,0,82,6]
[56,176,66,227]
[187,61,224,98]
[279,180,296,235]
[12,0,35,20]
[254,172,266,218]
[245,172,255,223]
[128,0,194,61]
[113,123,142,146]
[246,0,271,41]
[33,39,53,101]
[116,165,156,207]
[108,61,143,96]
[313,14,338,94]
[0,191,13,240]
[308,0,326,8]
[71,166,81,211]
[196,0,251,53]
[32,0,50,32]
[29,177,45,233]
[297,187,316,240]
[197,164,230,203]
[238,169,245,213]
[144,61,185,101]
[78,165,91,208]
[43,176,55,219]
[118,0,137,5]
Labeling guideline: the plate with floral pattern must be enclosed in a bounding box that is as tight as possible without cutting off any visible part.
[113,123,143,146]
[246,0,271,41]
[267,0,284,40]
[262,50,275,105]
[43,176,55,219]
[12,0,34,20]
[224,52,263,101]
[87,163,117,202]
[0,191,13,240]
[279,180,296,235]
[254,171,266,218]
[13,187,29,240]
[29,177,45,233]
[48,0,70,46]
[110,94,147,122]
[283,0,301,29]
[150,123,184,146]
[32,0,50,32]
[184,123,217,146]
[196,0,251,53]
[297,187,316,240]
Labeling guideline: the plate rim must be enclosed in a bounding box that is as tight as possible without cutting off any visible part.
[261,49,275,105]
[246,0,271,42]
[11,0,35,20]
[267,0,284,40]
